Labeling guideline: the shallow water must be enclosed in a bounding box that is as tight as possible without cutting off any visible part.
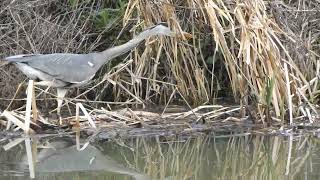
[0,134,318,180]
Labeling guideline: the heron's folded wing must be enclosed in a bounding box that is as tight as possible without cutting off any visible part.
[25,53,97,83]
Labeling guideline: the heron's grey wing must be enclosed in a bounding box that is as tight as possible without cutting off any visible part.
[25,53,98,83]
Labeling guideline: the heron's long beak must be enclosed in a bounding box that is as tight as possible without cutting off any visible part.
[176,32,193,40]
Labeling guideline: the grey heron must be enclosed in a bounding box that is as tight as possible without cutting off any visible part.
[3,24,175,118]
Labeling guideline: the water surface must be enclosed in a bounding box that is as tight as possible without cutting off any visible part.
[0,134,318,180]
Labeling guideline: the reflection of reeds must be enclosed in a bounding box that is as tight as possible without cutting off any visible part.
[0,135,316,179]
[123,135,312,179]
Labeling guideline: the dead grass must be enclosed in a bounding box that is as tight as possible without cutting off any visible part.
[107,0,319,123]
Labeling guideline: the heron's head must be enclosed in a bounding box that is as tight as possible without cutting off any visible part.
[149,24,193,40]
[149,24,176,37]
[136,24,192,41]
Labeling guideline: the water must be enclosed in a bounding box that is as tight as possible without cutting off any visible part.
[0,134,318,180]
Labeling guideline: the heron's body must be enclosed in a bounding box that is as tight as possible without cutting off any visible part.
[7,53,98,88]
[3,24,175,118]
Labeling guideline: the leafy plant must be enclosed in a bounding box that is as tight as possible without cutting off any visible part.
[93,1,127,30]
[264,75,275,124]
[265,75,275,108]
[69,0,79,9]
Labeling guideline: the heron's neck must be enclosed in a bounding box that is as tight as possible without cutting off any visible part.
[99,29,156,62]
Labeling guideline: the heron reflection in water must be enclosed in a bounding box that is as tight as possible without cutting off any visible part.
[19,139,150,180]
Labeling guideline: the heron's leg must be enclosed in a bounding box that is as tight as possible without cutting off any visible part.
[57,88,68,124]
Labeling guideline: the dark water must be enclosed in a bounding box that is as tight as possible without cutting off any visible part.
[0,134,318,180]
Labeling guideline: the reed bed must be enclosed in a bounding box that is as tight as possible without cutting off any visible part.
[0,0,319,132]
